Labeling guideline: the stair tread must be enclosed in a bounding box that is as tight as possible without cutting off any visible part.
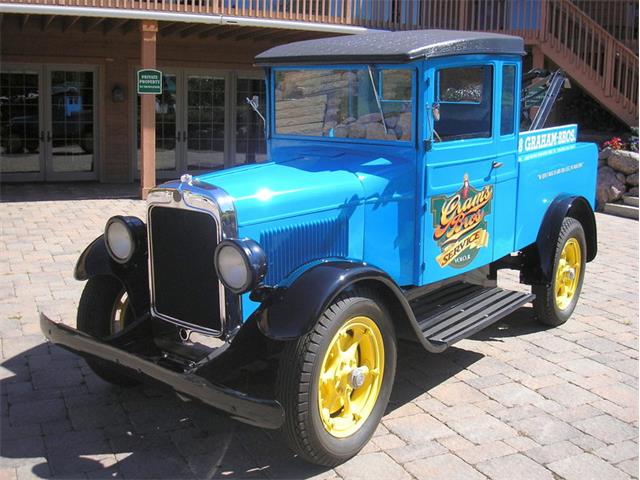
[411,283,534,348]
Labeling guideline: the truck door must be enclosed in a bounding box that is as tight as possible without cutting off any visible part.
[421,59,498,284]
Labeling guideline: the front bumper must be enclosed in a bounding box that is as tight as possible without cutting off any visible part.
[40,313,284,430]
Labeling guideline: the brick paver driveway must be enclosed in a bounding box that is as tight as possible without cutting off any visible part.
[1,187,638,479]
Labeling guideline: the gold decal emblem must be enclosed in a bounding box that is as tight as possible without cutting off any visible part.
[431,174,493,269]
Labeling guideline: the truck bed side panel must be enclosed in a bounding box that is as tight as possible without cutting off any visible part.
[514,141,597,252]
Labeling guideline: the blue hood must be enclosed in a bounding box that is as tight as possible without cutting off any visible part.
[195,155,365,228]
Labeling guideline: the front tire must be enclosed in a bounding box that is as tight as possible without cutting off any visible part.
[77,276,140,387]
[533,217,587,326]
[277,288,397,466]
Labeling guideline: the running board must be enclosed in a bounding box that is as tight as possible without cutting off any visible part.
[409,282,534,348]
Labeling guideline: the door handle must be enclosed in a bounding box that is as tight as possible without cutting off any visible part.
[492,161,504,169]
[46,131,51,142]
[176,133,181,142]
[39,131,45,142]
[182,131,187,142]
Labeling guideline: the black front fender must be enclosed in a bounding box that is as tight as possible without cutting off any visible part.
[255,260,415,341]
[536,195,597,282]
[75,235,150,317]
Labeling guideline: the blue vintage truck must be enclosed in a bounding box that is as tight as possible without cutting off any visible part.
[41,30,598,466]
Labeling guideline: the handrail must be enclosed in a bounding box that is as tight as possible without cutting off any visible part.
[544,0,638,112]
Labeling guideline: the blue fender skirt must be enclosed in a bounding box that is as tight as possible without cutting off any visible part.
[39,313,284,430]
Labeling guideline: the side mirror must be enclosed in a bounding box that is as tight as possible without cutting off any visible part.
[246,96,266,125]
[432,103,441,122]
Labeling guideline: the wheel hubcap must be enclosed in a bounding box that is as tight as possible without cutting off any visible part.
[554,237,581,311]
[110,290,130,335]
[317,316,384,438]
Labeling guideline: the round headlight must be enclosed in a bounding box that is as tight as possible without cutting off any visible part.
[215,239,267,294]
[104,216,144,264]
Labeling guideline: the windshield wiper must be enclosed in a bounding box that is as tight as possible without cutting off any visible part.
[367,66,388,135]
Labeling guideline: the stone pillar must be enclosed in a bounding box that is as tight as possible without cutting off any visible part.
[140,20,158,200]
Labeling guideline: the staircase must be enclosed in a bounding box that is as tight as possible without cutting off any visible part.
[368,0,638,126]
[536,0,638,126]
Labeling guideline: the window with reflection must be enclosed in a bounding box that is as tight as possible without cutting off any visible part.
[274,68,413,142]
[435,65,493,141]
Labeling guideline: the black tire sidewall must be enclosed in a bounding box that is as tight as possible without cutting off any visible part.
[305,295,397,462]
[77,275,139,386]
[534,217,587,326]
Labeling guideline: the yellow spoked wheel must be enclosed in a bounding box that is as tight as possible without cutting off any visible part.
[554,238,582,311]
[317,316,384,438]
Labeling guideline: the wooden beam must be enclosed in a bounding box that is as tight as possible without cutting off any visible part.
[41,15,56,32]
[270,31,327,45]
[233,28,264,42]
[252,28,280,43]
[180,24,214,38]
[83,17,105,33]
[20,14,29,31]
[160,23,194,37]
[62,16,80,32]
[198,25,225,39]
[159,21,177,31]
[121,20,137,35]
[103,18,129,34]
[216,27,246,40]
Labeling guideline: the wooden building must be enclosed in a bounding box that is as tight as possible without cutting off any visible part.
[0,0,637,196]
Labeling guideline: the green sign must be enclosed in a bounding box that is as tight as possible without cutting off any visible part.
[137,69,162,95]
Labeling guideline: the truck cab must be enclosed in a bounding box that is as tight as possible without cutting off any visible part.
[41,30,598,467]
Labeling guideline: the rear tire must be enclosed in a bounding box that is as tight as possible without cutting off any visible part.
[277,288,396,466]
[77,276,140,387]
[533,217,586,327]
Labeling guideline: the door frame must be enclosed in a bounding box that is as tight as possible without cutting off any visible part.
[131,67,266,180]
[233,70,267,168]
[421,56,499,284]
[1,63,46,182]
[44,64,100,182]
[182,68,232,174]
[0,63,100,183]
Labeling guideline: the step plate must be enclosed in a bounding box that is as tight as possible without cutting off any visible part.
[410,283,534,348]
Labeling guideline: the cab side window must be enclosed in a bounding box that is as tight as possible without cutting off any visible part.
[435,65,493,141]
[500,65,516,136]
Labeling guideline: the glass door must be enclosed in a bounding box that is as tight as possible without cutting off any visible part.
[0,68,44,181]
[184,73,226,173]
[235,76,267,166]
[46,68,98,180]
[136,72,180,179]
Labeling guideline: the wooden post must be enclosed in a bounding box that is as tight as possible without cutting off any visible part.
[532,44,545,69]
[140,20,158,200]
[458,0,468,30]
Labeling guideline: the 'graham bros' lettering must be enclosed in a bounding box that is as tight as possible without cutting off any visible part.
[431,174,493,269]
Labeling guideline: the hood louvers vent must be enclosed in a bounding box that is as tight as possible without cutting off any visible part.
[260,217,349,285]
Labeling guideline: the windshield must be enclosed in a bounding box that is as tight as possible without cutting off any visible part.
[274,68,413,142]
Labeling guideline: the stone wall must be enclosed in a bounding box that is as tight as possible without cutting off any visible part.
[597,148,639,205]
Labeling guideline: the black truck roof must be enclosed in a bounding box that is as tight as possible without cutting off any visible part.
[255,29,525,66]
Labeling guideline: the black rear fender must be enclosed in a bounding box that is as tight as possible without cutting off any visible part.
[525,195,597,284]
